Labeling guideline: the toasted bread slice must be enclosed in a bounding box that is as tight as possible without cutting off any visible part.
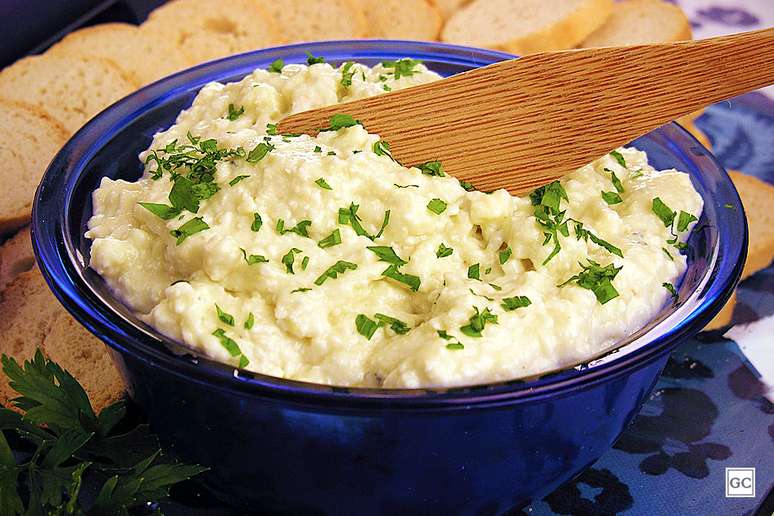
[49,22,189,86]
[0,100,69,234]
[442,0,614,54]
[264,0,368,42]
[580,0,691,48]
[357,0,442,40]
[0,268,123,412]
[704,291,735,331]
[0,226,35,292]
[430,0,469,19]
[0,54,137,133]
[729,171,774,279]
[142,0,282,65]
[681,119,711,150]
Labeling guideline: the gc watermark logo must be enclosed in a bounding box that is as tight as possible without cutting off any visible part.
[725,468,755,498]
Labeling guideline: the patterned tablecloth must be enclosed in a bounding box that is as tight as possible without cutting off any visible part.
[159,2,774,514]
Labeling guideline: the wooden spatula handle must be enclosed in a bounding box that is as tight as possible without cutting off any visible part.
[279,29,774,194]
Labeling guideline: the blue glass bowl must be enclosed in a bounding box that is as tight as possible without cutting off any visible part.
[32,40,746,514]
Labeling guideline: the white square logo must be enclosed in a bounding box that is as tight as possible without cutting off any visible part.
[726,468,755,498]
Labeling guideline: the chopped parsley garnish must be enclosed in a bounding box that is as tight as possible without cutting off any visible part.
[251,212,263,232]
[383,84,391,91]
[427,198,447,215]
[417,160,445,177]
[170,217,209,245]
[314,145,322,153]
[266,123,278,135]
[268,59,284,73]
[652,197,676,227]
[374,313,410,335]
[381,264,421,292]
[240,248,268,265]
[460,306,498,338]
[381,58,421,79]
[498,246,512,265]
[610,150,626,167]
[276,218,312,238]
[652,197,696,251]
[139,202,181,220]
[438,330,463,350]
[572,221,623,257]
[530,181,570,265]
[468,263,481,280]
[212,329,249,368]
[501,296,531,311]
[246,142,275,163]
[601,191,623,205]
[355,314,380,340]
[367,246,408,266]
[469,288,494,301]
[227,103,244,121]
[244,312,255,330]
[663,282,678,303]
[488,283,502,291]
[436,243,454,258]
[301,256,310,270]
[281,248,303,274]
[338,203,390,240]
[318,229,342,248]
[315,260,358,285]
[630,169,644,180]
[676,211,698,232]
[306,51,325,65]
[460,180,475,191]
[662,247,674,261]
[373,140,395,161]
[723,203,735,209]
[327,151,337,156]
[315,177,333,190]
[229,175,250,186]
[215,304,235,326]
[327,113,362,131]
[604,168,624,193]
[340,61,356,87]
[559,260,622,305]
[291,287,312,294]
[394,183,419,189]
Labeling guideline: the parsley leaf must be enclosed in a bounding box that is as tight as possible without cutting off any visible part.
[281,248,303,274]
[501,296,531,311]
[266,123,278,135]
[355,314,380,340]
[604,167,624,193]
[327,114,362,131]
[244,312,255,330]
[315,260,358,285]
[601,191,623,205]
[268,59,284,73]
[170,217,209,245]
[427,198,447,215]
[662,247,674,261]
[559,260,622,304]
[251,212,263,232]
[530,181,570,265]
[315,177,333,190]
[373,140,395,161]
[212,329,249,367]
[609,150,626,167]
[381,58,422,79]
[468,263,481,280]
[381,264,421,292]
[338,203,390,240]
[652,197,676,227]
[240,248,268,265]
[318,229,342,249]
[436,243,454,258]
[139,202,181,220]
[417,160,445,177]
[498,246,512,265]
[226,103,244,121]
[276,219,312,238]
[676,211,698,232]
[437,330,464,350]
[306,52,325,65]
[246,142,275,163]
[663,282,678,303]
[460,180,475,191]
[215,304,234,326]
[572,220,623,257]
[374,313,410,335]
[367,246,408,266]
[229,175,250,186]
[340,61,356,87]
[460,306,498,338]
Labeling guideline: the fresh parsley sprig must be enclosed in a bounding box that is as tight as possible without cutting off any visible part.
[559,260,622,304]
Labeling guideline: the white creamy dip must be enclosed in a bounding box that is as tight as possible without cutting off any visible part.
[86,59,703,388]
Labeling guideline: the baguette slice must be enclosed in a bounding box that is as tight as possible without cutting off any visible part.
[0,54,137,133]
[0,101,69,234]
[430,0,469,19]
[0,226,35,292]
[357,0,442,40]
[264,0,368,42]
[729,171,774,279]
[49,22,189,86]
[142,0,282,66]
[580,0,691,48]
[704,291,735,331]
[0,268,123,412]
[681,119,711,150]
[442,0,614,54]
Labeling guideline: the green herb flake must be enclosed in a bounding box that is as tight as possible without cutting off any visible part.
[498,246,512,265]
[338,203,390,240]
[301,256,310,271]
[427,198,447,215]
[601,191,623,205]
[374,313,410,335]
[251,212,263,232]
[676,211,698,232]
[315,260,358,285]
[276,218,312,238]
[318,229,342,249]
[315,177,333,190]
[610,150,626,167]
[229,175,250,186]
[328,113,362,131]
[170,217,209,245]
[244,312,255,330]
[226,103,244,121]
[572,221,623,257]
[340,61,356,87]
[663,282,678,302]
[417,160,445,177]
[383,84,391,91]
[306,52,325,65]
[327,151,337,156]
[381,58,422,79]
[373,140,395,161]
[212,329,248,367]
[367,246,408,266]
[460,306,498,338]
[662,247,674,261]
[381,264,421,292]
[215,304,235,326]
[268,59,284,73]
[281,248,303,274]
[652,197,676,228]
[266,123,278,135]
[604,168,625,193]
[501,296,531,311]
[394,183,419,189]
[559,260,622,305]
[291,287,312,293]
[314,146,322,153]
[240,248,268,265]
[246,142,275,163]
[468,263,481,280]
[355,314,380,340]
[436,243,454,258]
[460,180,476,191]
[437,330,463,350]
[530,181,570,265]
[139,202,181,220]
[723,203,735,210]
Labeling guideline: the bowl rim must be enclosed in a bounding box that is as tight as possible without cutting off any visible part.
[31,39,747,410]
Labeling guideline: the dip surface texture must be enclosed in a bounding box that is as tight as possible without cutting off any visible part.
[86,60,703,388]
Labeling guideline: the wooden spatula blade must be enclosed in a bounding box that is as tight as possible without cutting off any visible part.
[279,29,774,194]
